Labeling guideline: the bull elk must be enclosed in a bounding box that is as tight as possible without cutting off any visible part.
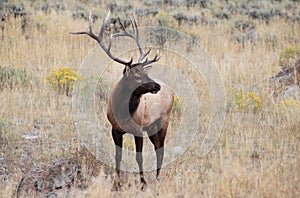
[71,11,174,189]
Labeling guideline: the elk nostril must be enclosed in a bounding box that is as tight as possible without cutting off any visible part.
[155,83,161,90]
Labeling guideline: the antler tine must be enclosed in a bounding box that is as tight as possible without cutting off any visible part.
[98,10,110,39]
[70,11,98,41]
[130,13,147,63]
[131,13,160,65]
[88,11,93,33]
[112,13,155,64]
[70,10,133,66]
[98,10,133,65]
[130,14,138,37]
[139,48,151,63]
[133,53,160,68]
[113,18,134,38]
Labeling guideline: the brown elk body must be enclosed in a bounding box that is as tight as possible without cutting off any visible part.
[71,11,174,189]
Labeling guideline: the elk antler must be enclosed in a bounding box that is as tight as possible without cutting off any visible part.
[70,10,160,68]
[70,10,133,66]
[113,13,160,66]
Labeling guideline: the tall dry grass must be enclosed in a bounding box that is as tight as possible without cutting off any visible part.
[0,6,299,198]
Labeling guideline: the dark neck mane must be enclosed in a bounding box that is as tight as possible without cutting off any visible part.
[114,85,142,120]
[129,93,141,116]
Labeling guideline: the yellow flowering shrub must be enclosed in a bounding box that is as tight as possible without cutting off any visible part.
[227,88,263,113]
[46,67,80,96]
[171,94,181,125]
[278,98,300,111]
[172,95,181,114]
[279,45,300,68]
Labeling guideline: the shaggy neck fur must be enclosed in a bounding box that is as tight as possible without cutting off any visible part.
[114,85,143,120]
[129,91,142,116]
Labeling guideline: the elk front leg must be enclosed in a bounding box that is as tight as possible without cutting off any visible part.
[112,129,123,190]
[134,136,146,186]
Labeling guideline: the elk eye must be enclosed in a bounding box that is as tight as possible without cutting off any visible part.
[134,75,140,80]
[134,75,142,83]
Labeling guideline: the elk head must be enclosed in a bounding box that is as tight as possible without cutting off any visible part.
[122,65,161,94]
[70,10,161,97]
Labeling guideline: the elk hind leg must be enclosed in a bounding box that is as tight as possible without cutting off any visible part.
[147,119,167,178]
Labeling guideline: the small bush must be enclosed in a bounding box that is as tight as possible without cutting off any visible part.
[279,45,300,68]
[0,118,14,136]
[0,66,33,90]
[276,98,300,121]
[46,67,80,96]
[233,19,256,32]
[227,88,263,113]
[213,8,231,20]
[186,0,211,8]
[172,95,181,116]
[278,98,300,111]
[0,1,27,18]
[154,11,177,28]
[0,118,15,147]
[123,136,135,151]
[96,76,109,101]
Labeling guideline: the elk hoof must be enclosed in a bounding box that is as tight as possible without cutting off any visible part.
[140,177,147,191]
[156,173,162,181]
[141,183,147,191]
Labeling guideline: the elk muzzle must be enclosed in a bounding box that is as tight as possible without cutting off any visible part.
[134,81,161,95]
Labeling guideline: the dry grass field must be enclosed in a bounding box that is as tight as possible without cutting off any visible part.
[0,0,300,197]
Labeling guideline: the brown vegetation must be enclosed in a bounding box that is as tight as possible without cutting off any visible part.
[0,0,299,197]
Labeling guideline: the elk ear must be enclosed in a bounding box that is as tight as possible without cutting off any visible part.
[123,65,130,77]
[143,65,152,74]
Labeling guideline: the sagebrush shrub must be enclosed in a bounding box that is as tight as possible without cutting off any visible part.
[0,66,32,90]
